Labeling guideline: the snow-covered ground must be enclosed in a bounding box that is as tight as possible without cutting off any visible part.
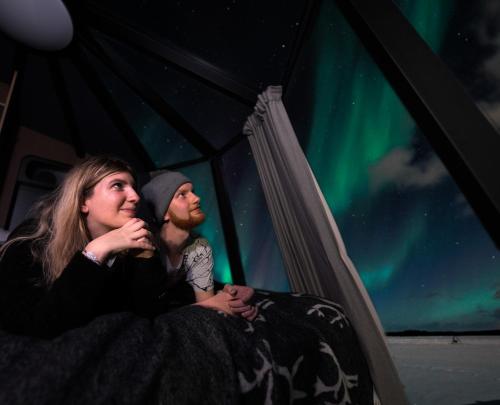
[387,336,500,405]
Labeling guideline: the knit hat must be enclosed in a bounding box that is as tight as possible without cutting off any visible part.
[141,171,191,223]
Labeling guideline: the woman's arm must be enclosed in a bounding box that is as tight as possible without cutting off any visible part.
[0,219,156,338]
[0,241,116,338]
[124,253,171,317]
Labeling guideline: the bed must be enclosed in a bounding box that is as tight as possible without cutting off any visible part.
[0,290,374,404]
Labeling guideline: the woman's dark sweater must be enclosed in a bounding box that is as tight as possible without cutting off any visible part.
[0,239,173,338]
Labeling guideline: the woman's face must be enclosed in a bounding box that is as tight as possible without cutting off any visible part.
[81,171,139,238]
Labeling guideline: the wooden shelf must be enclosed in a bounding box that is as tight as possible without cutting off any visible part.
[0,82,9,105]
[0,72,18,132]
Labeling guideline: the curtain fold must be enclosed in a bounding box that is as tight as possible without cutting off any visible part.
[243,85,408,405]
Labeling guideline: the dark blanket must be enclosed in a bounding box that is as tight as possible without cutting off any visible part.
[0,291,373,404]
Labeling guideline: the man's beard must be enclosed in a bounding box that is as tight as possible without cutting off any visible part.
[168,208,206,230]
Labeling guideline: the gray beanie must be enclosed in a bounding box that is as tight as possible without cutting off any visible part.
[141,171,191,223]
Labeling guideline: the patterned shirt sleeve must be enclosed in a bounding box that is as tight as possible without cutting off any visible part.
[183,238,214,292]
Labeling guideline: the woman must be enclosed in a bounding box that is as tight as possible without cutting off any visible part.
[0,156,240,338]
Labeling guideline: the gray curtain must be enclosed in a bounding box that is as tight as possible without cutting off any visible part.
[243,86,408,405]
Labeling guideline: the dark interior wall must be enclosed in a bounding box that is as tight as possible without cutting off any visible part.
[0,127,82,230]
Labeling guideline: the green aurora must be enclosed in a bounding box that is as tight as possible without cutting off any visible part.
[306,0,499,331]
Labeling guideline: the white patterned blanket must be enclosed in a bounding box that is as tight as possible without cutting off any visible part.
[0,291,373,404]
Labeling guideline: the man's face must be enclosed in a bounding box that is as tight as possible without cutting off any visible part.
[164,182,205,230]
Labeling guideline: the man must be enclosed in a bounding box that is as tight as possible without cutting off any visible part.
[141,170,257,320]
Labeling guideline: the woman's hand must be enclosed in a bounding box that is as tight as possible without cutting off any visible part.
[84,218,155,263]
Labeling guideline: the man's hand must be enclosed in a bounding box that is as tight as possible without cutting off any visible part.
[223,284,254,302]
[223,284,258,321]
[194,291,235,315]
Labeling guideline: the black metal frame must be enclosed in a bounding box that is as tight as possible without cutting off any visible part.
[210,156,246,285]
[83,1,258,108]
[336,0,500,248]
[48,58,86,158]
[281,0,319,96]
[75,1,320,284]
[70,44,156,171]
[74,20,250,283]
[157,132,247,171]
[79,31,217,157]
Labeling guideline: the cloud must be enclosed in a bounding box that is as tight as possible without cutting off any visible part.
[370,147,448,191]
[476,101,500,132]
[492,308,500,320]
[475,2,500,74]
[468,2,500,128]
[452,193,474,218]
[495,289,500,299]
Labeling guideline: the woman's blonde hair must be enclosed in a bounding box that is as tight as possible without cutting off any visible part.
[0,156,135,285]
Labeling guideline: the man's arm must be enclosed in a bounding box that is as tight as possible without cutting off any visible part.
[194,289,214,302]
[184,238,214,302]
[186,240,257,320]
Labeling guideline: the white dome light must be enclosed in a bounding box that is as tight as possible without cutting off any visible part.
[0,0,73,51]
